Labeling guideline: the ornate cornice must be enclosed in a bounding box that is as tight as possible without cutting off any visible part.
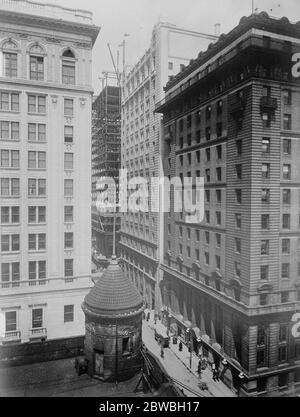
[0,10,100,46]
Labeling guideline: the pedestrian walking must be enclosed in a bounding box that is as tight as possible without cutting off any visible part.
[179,341,183,352]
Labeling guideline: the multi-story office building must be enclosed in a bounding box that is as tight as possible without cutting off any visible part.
[92,85,121,259]
[120,22,217,311]
[0,0,99,345]
[156,12,300,396]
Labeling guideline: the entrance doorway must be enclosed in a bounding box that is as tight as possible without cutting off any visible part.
[94,350,104,377]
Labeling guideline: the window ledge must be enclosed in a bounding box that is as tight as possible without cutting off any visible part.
[28,112,46,116]
[28,168,47,172]
[0,110,20,114]
[0,167,20,170]
[28,141,47,144]
[0,139,20,142]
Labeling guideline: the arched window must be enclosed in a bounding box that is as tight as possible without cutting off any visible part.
[62,49,76,85]
[29,44,45,81]
[2,39,18,77]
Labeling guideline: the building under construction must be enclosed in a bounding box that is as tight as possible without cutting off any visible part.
[92,84,121,260]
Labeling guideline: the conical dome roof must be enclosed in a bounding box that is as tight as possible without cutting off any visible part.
[83,257,144,318]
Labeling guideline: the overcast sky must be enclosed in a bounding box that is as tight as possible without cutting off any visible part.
[44,0,300,94]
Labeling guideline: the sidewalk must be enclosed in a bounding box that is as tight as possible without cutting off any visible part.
[142,310,235,398]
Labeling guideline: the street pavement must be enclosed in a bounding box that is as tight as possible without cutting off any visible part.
[142,311,235,397]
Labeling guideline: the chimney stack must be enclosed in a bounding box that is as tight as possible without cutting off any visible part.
[214,23,221,37]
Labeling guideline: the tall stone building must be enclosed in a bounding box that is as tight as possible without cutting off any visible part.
[0,0,100,345]
[156,12,300,396]
[120,22,217,311]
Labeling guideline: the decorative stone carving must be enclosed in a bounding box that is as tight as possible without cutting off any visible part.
[45,37,61,44]
[51,95,58,104]
[29,43,45,55]
[2,38,18,50]
[79,97,87,106]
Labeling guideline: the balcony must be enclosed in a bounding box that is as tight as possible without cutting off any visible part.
[30,328,47,339]
[4,330,21,342]
[260,96,278,112]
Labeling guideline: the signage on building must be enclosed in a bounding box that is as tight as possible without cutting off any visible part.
[291,312,300,338]
[292,53,300,78]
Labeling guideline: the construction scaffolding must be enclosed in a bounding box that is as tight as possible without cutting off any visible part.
[92,72,121,259]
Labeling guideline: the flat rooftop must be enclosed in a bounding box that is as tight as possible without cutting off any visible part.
[0,0,93,24]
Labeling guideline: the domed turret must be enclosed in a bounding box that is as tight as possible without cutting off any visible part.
[82,256,144,382]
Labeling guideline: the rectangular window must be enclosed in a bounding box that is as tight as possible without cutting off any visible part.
[282,239,290,254]
[28,95,46,113]
[282,214,290,229]
[64,232,73,249]
[262,189,270,203]
[64,179,73,197]
[235,213,241,229]
[1,207,9,224]
[216,189,222,203]
[64,126,73,143]
[64,259,73,277]
[282,189,290,205]
[235,237,241,254]
[64,206,73,222]
[206,148,210,162]
[262,137,270,153]
[260,265,269,280]
[62,60,75,85]
[64,305,74,323]
[235,262,241,278]
[281,263,290,279]
[205,252,209,265]
[216,122,222,137]
[278,346,287,362]
[283,139,291,155]
[283,114,291,130]
[64,153,73,170]
[261,240,269,255]
[216,167,222,182]
[283,89,292,105]
[205,210,210,224]
[262,163,270,179]
[205,190,210,203]
[235,189,242,204]
[261,214,270,230]
[64,99,74,116]
[0,92,19,111]
[236,140,242,156]
[283,164,291,180]
[281,292,289,303]
[205,169,210,183]
[5,311,17,332]
[216,211,221,225]
[216,233,221,248]
[4,53,17,77]
[205,126,211,141]
[28,123,46,142]
[32,308,43,328]
[260,294,268,306]
[30,56,44,80]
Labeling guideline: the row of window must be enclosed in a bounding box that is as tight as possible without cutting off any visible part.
[1,232,74,252]
[4,305,74,335]
[1,259,74,284]
[3,48,76,84]
[0,92,74,116]
[0,206,73,224]
[0,178,74,197]
[0,150,74,170]
[0,121,74,143]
